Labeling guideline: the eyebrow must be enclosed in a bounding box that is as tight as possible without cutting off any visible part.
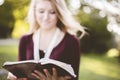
[36,8,55,11]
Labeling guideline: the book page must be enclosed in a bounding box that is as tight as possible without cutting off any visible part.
[39,58,76,77]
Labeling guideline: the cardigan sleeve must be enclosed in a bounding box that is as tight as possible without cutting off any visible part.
[59,34,81,80]
[69,37,80,80]
[64,35,81,80]
[72,38,81,80]
[18,35,27,61]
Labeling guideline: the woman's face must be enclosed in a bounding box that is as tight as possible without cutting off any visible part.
[35,0,58,30]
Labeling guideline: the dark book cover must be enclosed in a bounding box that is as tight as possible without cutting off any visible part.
[2,59,76,80]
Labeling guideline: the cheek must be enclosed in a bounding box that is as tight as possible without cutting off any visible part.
[36,13,43,21]
[52,16,58,23]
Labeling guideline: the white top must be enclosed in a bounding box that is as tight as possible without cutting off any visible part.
[33,28,60,61]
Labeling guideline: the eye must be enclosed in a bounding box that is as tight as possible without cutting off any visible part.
[36,9,44,13]
[50,11,56,14]
[39,10,44,13]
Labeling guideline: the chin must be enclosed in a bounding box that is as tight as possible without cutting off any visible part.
[41,27,53,30]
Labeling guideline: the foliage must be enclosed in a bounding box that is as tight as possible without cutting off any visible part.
[0,0,114,53]
[0,1,14,38]
[76,9,113,53]
[11,4,30,38]
[0,0,30,38]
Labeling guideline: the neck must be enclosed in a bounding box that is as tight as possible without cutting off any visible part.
[38,27,59,51]
[40,27,57,36]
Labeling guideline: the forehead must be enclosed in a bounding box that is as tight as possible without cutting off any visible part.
[35,0,54,9]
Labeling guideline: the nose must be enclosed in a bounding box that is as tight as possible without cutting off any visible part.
[43,12,49,21]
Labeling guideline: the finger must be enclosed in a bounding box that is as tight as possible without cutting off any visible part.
[43,69,52,79]
[65,76,71,80]
[52,67,57,77]
[7,76,17,80]
[31,73,40,79]
[7,72,17,80]
[52,67,58,80]
[33,70,46,79]
[22,78,27,80]
[18,78,27,80]
[35,70,45,78]
[58,77,65,80]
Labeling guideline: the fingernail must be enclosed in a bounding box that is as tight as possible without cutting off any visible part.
[43,69,47,72]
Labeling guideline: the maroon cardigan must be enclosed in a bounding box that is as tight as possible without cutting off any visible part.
[18,32,81,80]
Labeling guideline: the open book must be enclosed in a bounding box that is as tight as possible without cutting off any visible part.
[2,58,76,80]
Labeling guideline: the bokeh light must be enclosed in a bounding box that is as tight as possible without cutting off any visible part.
[0,0,4,6]
[107,48,119,57]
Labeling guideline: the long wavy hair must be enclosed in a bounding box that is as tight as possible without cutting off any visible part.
[26,0,86,38]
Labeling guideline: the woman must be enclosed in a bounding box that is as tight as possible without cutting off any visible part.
[7,0,86,80]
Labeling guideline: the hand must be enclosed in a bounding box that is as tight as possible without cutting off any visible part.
[7,72,27,80]
[17,78,27,80]
[58,76,71,80]
[7,72,17,80]
[31,68,71,80]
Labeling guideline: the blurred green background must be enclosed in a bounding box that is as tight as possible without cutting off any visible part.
[0,0,120,80]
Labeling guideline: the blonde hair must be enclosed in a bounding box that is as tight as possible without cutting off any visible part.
[27,0,86,38]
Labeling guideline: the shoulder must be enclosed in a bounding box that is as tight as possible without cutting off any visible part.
[19,34,33,43]
[66,33,80,45]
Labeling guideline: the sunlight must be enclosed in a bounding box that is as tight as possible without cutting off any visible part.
[81,56,120,79]
[83,58,108,75]
[107,22,120,35]
[70,0,81,9]
[12,20,29,38]
[83,6,91,14]
[12,6,29,39]
[99,11,106,18]
[107,48,119,57]
[0,0,4,6]
[69,0,81,14]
